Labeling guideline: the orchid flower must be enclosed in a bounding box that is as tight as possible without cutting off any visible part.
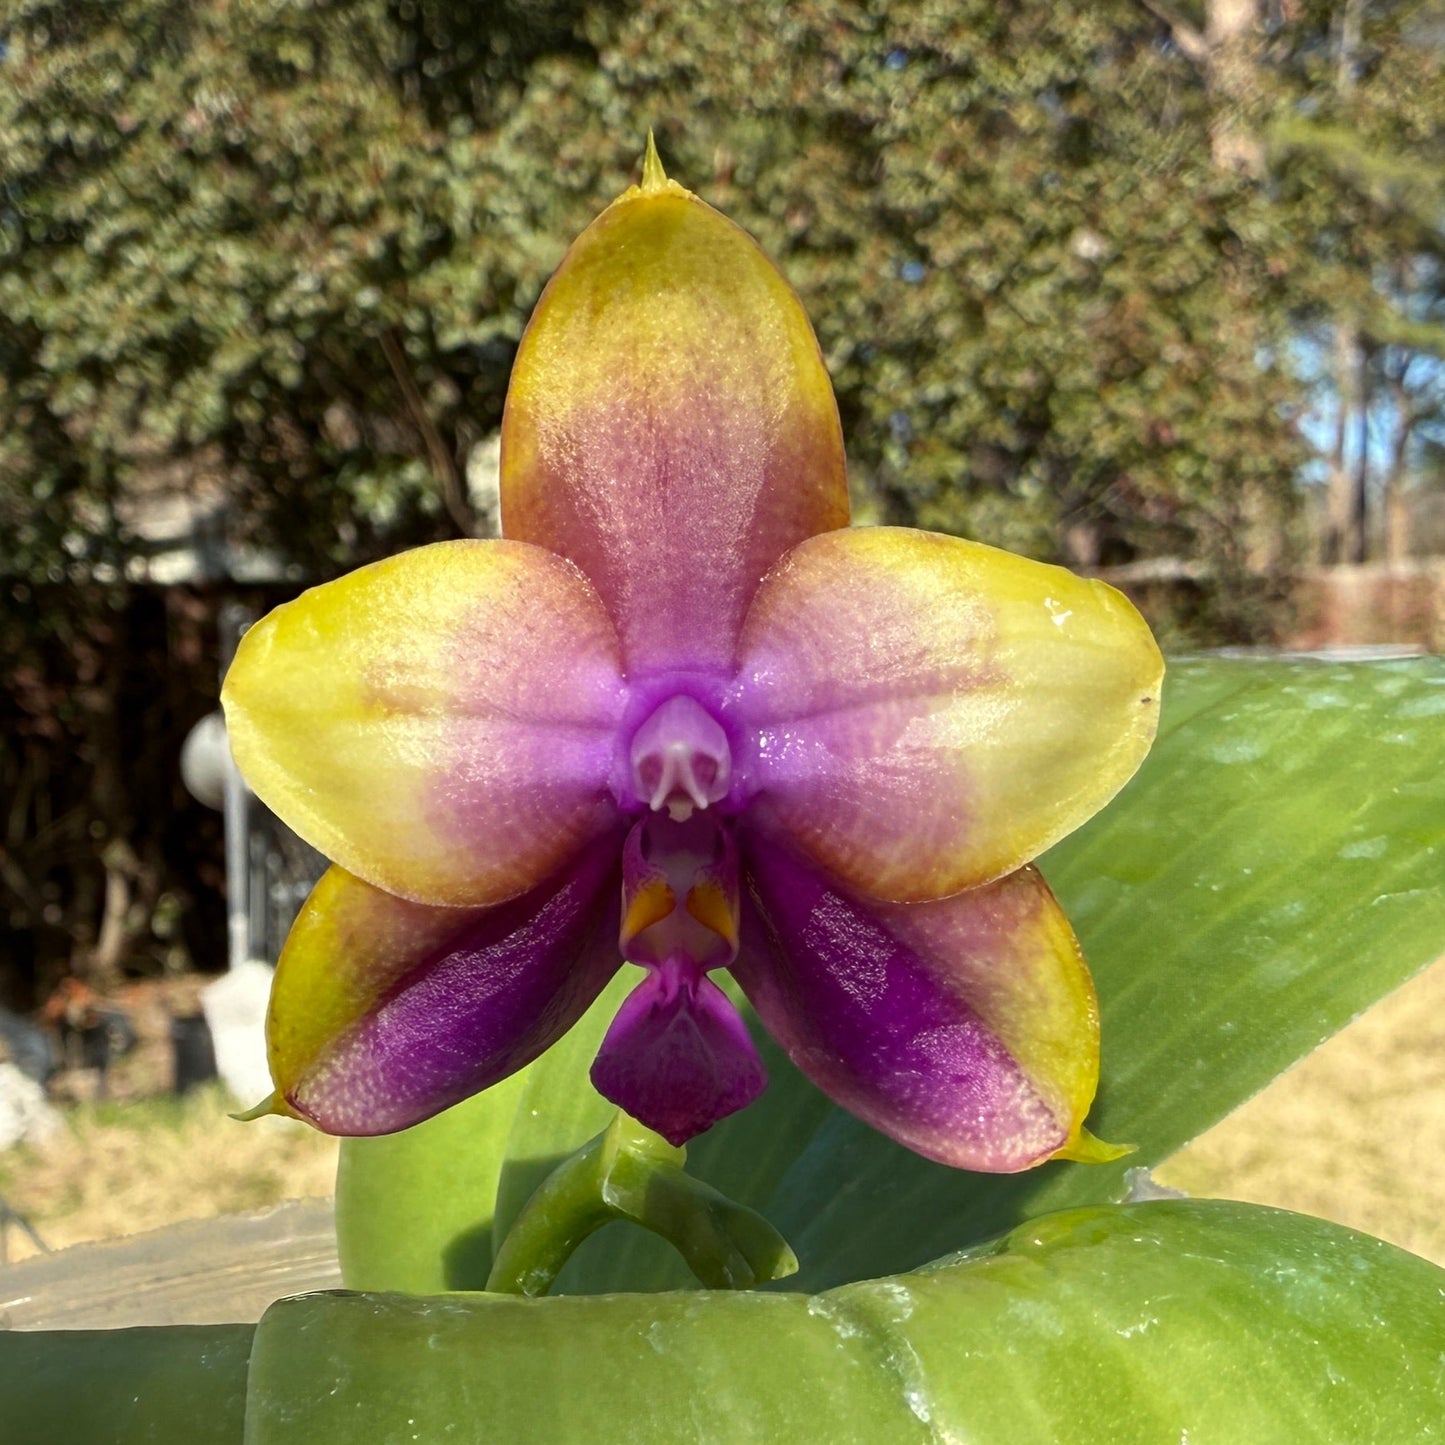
[222,142,1163,1173]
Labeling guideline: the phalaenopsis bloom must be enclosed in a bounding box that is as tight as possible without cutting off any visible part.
[223,143,1162,1171]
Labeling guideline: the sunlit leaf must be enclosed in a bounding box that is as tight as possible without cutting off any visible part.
[262,1203,1445,1443]
[0,1323,253,1445]
[8,1204,1443,1441]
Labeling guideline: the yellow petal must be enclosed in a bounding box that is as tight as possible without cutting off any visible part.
[501,146,849,674]
[736,527,1164,901]
[223,539,625,907]
[268,855,621,1135]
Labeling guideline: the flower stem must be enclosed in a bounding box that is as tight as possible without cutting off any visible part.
[485,1112,798,1296]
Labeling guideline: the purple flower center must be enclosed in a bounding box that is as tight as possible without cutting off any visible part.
[597,697,761,1143]
[621,812,739,970]
[628,694,732,822]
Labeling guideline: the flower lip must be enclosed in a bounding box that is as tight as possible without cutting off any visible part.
[622,812,739,970]
[589,952,766,1147]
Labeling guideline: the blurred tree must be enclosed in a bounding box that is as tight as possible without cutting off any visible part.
[611,0,1308,632]
[1140,0,1445,563]
[0,0,599,583]
[3,0,1314,623]
[1374,267,1445,561]
[1,0,1436,990]
[1267,0,1445,565]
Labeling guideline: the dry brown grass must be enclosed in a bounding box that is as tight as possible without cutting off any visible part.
[0,1085,337,1264]
[2,959,1443,1272]
[1157,951,1445,1267]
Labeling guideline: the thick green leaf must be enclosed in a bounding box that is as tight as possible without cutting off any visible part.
[336,1068,532,1293]
[0,1324,254,1445]
[254,1202,1445,1444]
[337,657,1445,1293]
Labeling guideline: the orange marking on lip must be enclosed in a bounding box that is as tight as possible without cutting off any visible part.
[685,882,739,954]
[621,878,676,949]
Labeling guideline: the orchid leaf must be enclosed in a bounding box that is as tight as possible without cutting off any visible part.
[336,655,1445,1294]
[335,1067,534,1293]
[0,1324,254,1445]
[7,1204,1443,1440]
[737,653,1445,1290]
[254,1203,1445,1444]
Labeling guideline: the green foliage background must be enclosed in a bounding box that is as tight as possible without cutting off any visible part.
[9,0,1433,601]
[5,0,1443,606]
[1,0,1442,991]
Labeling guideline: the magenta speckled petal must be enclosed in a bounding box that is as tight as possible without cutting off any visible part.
[223,539,628,907]
[733,835,1103,1172]
[270,845,622,1136]
[591,957,766,1146]
[500,173,848,673]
